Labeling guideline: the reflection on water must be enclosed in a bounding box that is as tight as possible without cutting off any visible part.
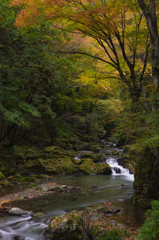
[10,174,134,217]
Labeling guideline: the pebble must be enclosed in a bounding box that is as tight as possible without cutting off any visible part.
[8,207,24,216]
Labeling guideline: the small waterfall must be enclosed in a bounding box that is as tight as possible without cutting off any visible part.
[106,157,134,182]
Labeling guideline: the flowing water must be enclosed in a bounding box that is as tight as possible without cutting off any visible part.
[0,144,146,240]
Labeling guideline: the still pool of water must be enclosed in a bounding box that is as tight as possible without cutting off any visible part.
[8,174,134,217]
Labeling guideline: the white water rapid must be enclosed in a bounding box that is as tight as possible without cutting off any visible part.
[106,157,134,182]
[0,215,47,240]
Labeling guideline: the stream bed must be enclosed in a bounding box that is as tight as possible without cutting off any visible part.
[0,149,146,240]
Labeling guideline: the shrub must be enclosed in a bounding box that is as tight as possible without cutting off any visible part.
[137,200,159,240]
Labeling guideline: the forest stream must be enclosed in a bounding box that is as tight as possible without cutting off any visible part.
[0,143,146,240]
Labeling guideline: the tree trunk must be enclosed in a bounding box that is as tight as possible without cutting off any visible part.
[137,0,159,87]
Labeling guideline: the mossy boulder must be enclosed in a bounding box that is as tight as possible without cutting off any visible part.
[78,159,111,175]
[44,146,74,157]
[96,163,112,174]
[18,146,75,175]
[81,153,94,159]
[23,156,81,175]
[9,174,24,182]
[84,203,130,239]
[0,179,10,187]
[117,155,135,173]
[17,146,111,176]
[24,176,36,182]
[89,144,103,151]
[0,171,5,180]
[79,153,105,163]
[47,211,84,240]
[78,158,95,174]
[44,146,63,154]
[93,154,105,163]
[9,174,36,182]
[47,201,132,240]
[34,174,46,179]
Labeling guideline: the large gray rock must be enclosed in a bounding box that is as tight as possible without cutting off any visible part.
[47,211,83,240]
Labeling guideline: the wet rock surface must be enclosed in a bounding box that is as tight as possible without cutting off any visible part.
[47,201,135,240]
[8,207,24,216]
[47,211,84,240]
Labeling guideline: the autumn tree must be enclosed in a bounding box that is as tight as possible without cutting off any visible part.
[10,0,152,107]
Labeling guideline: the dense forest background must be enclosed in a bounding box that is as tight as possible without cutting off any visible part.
[1,0,159,208]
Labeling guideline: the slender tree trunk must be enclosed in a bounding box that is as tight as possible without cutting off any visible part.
[137,0,159,87]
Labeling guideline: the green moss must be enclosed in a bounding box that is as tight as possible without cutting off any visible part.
[34,174,46,179]
[78,158,94,174]
[0,171,5,180]
[78,159,111,175]
[48,211,84,240]
[93,154,105,163]
[35,156,81,175]
[0,179,10,187]
[97,228,131,240]
[44,146,61,154]
[89,144,102,151]
[81,154,94,159]
[9,174,24,182]
[96,163,112,174]
[16,145,110,176]
[29,183,38,188]
[9,174,36,182]
[24,176,36,182]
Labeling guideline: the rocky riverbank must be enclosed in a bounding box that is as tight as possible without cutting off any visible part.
[0,182,79,208]
[0,200,138,240]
